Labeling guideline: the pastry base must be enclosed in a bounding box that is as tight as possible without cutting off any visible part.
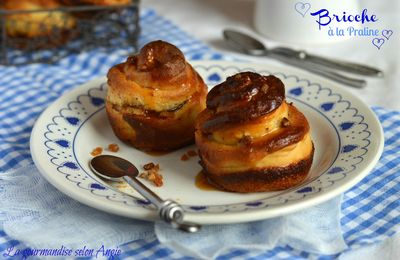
[106,102,200,151]
[200,146,314,193]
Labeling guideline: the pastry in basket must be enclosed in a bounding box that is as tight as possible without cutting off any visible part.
[60,0,131,6]
[106,40,208,151]
[2,0,76,40]
[195,72,314,193]
[58,0,132,20]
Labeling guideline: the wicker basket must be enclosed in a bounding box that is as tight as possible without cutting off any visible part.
[0,1,140,65]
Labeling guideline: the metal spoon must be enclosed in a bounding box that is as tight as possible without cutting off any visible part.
[89,155,201,233]
[224,29,383,77]
[223,29,383,88]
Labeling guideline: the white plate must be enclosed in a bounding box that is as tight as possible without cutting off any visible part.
[30,61,384,224]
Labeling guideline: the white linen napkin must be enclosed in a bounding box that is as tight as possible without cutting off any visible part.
[0,164,154,249]
[0,164,346,258]
[155,196,346,259]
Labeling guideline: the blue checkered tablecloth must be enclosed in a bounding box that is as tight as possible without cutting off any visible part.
[0,8,399,260]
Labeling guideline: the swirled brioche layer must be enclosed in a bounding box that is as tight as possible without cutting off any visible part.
[106,40,207,151]
[195,72,314,192]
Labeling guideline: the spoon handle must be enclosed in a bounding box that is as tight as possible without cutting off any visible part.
[304,53,383,77]
[122,176,182,221]
[122,176,164,206]
[272,47,383,77]
[270,53,366,88]
[122,176,199,231]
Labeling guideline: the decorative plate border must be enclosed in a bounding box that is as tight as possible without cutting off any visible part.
[40,63,374,215]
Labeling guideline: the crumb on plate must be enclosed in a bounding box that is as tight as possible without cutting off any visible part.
[187,150,197,157]
[90,147,103,156]
[181,150,198,161]
[139,162,163,187]
[143,162,159,170]
[108,143,119,152]
[180,154,189,161]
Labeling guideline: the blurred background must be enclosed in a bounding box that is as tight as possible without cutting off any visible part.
[142,0,399,110]
[1,0,399,109]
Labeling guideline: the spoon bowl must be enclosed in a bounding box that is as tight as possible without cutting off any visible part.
[223,30,267,56]
[90,155,138,181]
[89,155,201,233]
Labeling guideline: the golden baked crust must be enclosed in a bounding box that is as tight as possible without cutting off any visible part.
[2,0,76,39]
[195,72,314,192]
[106,40,208,151]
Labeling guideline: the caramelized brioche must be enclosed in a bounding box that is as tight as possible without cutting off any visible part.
[106,40,207,151]
[195,72,314,192]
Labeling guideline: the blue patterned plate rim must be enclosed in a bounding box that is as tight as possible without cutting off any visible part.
[30,61,384,224]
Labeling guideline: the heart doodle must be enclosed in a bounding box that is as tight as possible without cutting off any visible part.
[295,2,311,17]
[382,29,393,40]
[372,38,385,49]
